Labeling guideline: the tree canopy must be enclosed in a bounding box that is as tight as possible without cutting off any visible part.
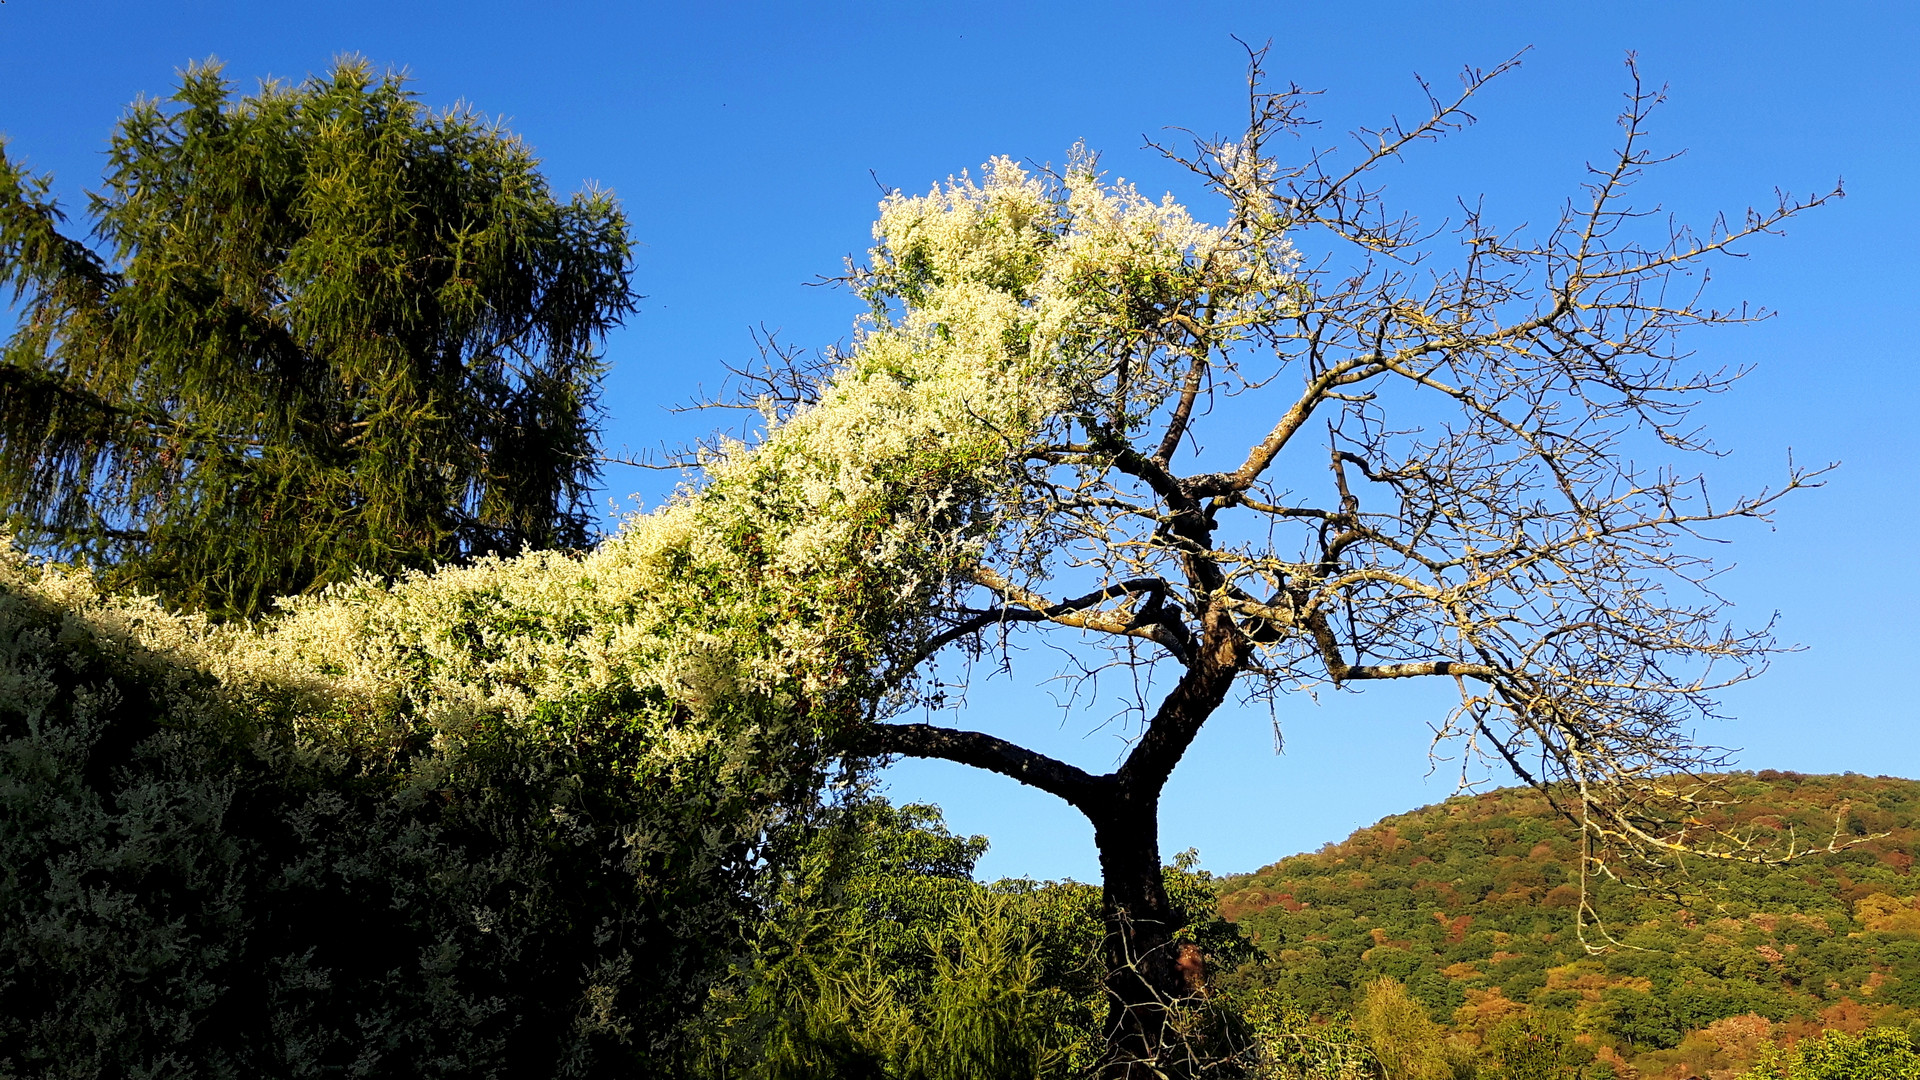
[0,59,633,616]
[830,52,1837,1075]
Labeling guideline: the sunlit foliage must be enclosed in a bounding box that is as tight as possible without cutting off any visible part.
[1739,1028,1920,1079]
[1215,774,1920,1077]
[0,60,632,616]
[688,799,1253,1080]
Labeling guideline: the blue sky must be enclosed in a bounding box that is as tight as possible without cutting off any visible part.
[3,1,1916,882]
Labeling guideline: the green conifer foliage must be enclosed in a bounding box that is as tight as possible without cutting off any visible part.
[0,59,632,616]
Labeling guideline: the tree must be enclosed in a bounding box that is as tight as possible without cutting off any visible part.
[1740,1028,1920,1080]
[688,800,1081,1080]
[0,58,632,617]
[1353,979,1452,1080]
[822,51,1838,1076]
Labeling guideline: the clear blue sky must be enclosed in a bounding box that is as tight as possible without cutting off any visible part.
[3,1,1915,882]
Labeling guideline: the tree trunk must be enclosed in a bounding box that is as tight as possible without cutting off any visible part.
[1091,789,1198,1078]
[848,622,1248,1077]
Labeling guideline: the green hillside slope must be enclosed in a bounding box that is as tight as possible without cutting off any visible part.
[1214,772,1920,1071]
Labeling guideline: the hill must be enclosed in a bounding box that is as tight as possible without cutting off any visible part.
[1213,772,1920,1073]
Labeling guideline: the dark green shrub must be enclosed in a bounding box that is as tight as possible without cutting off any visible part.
[0,554,818,1078]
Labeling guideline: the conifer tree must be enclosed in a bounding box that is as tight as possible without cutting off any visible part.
[0,58,633,616]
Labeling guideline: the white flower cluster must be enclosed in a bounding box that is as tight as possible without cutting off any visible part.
[1,154,1288,766]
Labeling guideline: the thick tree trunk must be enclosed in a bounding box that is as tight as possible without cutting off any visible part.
[1091,790,1199,1079]
[851,604,1248,1077]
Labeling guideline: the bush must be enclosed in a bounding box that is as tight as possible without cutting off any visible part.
[0,557,818,1078]
[1740,1028,1920,1079]
[687,800,1264,1079]
[686,801,1096,1080]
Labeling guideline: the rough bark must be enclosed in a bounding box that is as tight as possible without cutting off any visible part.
[1091,791,1189,1078]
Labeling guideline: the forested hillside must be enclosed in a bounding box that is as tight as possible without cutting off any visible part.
[1214,772,1920,1075]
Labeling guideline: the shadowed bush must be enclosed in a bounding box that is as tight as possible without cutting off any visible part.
[0,566,822,1078]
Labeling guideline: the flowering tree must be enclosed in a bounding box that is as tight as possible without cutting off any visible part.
[0,178,1050,1067]
[828,53,1837,1075]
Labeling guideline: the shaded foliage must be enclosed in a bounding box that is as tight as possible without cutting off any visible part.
[0,569,812,1078]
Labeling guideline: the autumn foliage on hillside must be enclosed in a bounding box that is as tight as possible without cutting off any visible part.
[1213,773,1920,1077]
